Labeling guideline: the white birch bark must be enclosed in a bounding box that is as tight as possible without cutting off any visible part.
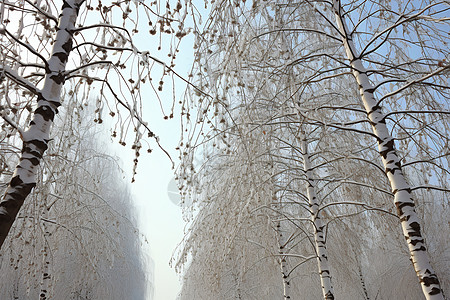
[301,137,335,300]
[39,208,51,300]
[274,220,292,300]
[332,1,444,298]
[0,0,85,247]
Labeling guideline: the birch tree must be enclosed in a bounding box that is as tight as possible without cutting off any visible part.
[323,1,447,297]
[0,0,190,247]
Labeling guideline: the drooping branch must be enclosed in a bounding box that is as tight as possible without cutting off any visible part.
[0,0,85,249]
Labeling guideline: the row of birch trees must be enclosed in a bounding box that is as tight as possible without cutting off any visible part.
[174,0,449,299]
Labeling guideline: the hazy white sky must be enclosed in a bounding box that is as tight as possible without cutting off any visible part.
[112,64,190,300]
[132,139,185,300]
[121,8,197,298]
[110,80,187,299]
[110,108,184,300]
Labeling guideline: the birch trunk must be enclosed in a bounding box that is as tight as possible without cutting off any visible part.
[0,0,85,248]
[275,220,292,300]
[39,207,51,300]
[359,266,369,300]
[301,138,335,300]
[332,1,444,298]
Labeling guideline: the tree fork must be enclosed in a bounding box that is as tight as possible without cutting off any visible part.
[332,0,444,298]
[0,0,85,248]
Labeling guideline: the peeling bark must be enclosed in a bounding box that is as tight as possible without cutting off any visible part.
[301,138,335,300]
[332,1,444,298]
[0,0,85,248]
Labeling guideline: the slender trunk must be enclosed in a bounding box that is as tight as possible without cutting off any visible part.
[332,1,444,298]
[233,272,242,299]
[359,265,369,300]
[0,0,84,248]
[39,207,51,300]
[266,104,292,298]
[13,272,19,299]
[275,220,292,300]
[301,138,335,300]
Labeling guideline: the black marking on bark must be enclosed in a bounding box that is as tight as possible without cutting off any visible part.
[61,38,73,53]
[429,287,442,295]
[396,203,415,222]
[22,147,44,159]
[3,184,35,209]
[48,100,62,108]
[10,176,23,187]
[367,104,381,116]
[74,0,84,13]
[61,0,71,10]
[379,139,395,159]
[386,160,402,175]
[4,194,23,208]
[29,157,40,166]
[0,212,12,222]
[28,139,49,153]
[393,187,412,195]
[422,270,440,287]
[410,238,424,246]
[53,52,69,64]
[324,292,335,300]
[35,105,56,121]
[408,222,422,237]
